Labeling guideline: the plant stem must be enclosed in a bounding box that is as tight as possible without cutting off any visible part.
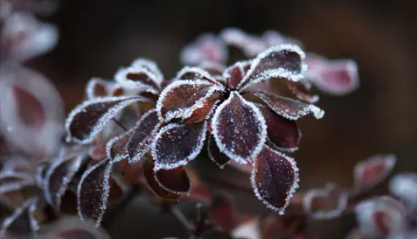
[112,118,128,132]
[165,205,197,238]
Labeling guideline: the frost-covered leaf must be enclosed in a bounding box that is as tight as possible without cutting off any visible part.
[85,78,111,99]
[209,191,240,231]
[0,12,58,62]
[250,91,324,120]
[302,183,349,219]
[354,196,407,238]
[114,65,160,94]
[223,61,245,89]
[152,122,207,170]
[0,197,39,239]
[251,146,299,214]
[65,96,149,144]
[237,45,306,90]
[175,66,217,84]
[211,92,266,163]
[0,66,64,156]
[142,157,181,200]
[285,80,319,103]
[257,104,301,151]
[180,34,227,65]
[389,173,417,209]
[157,80,223,122]
[207,135,231,168]
[154,166,191,195]
[44,151,85,209]
[306,54,359,96]
[131,58,164,85]
[39,216,111,239]
[105,129,134,163]
[354,154,396,191]
[77,160,113,227]
[0,170,35,194]
[127,109,160,163]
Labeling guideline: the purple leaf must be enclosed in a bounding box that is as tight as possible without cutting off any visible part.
[251,146,299,214]
[0,197,39,238]
[211,92,267,163]
[142,157,181,200]
[152,122,207,170]
[180,33,227,65]
[156,80,223,122]
[175,66,218,84]
[354,196,407,238]
[285,80,319,103]
[0,170,35,194]
[44,150,85,209]
[220,28,266,57]
[256,104,301,152]
[114,64,161,94]
[85,78,111,99]
[207,135,231,168]
[0,66,64,156]
[127,109,160,163]
[306,54,359,96]
[223,61,245,89]
[302,183,349,219]
[131,58,164,85]
[237,44,306,90]
[0,12,58,62]
[154,166,191,195]
[250,91,324,120]
[353,154,397,191]
[65,96,149,144]
[77,160,113,227]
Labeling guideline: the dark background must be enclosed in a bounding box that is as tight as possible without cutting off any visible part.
[27,0,417,238]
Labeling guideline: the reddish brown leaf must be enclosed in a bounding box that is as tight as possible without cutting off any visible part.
[207,135,231,168]
[251,146,299,214]
[0,197,39,238]
[354,154,396,190]
[211,92,267,163]
[257,104,301,151]
[127,109,160,163]
[142,157,181,200]
[250,90,324,120]
[157,80,223,121]
[155,166,191,195]
[65,96,149,144]
[85,78,109,99]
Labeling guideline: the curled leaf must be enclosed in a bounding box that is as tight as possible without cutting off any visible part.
[85,78,111,99]
[354,196,407,238]
[257,104,301,152]
[152,122,207,170]
[115,65,160,94]
[306,54,359,96]
[211,92,266,163]
[0,66,64,156]
[142,157,181,200]
[65,96,149,144]
[154,166,191,195]
[250,90,324,120]
[0,171,35,194]
[0,12,58,62]
[353,154,397,191]
[251,146,299,214]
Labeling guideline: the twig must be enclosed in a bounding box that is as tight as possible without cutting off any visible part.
[112,118,128,132]
[165,205,197,238]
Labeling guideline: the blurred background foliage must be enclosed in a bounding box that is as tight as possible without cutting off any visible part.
[25,0,417,237]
